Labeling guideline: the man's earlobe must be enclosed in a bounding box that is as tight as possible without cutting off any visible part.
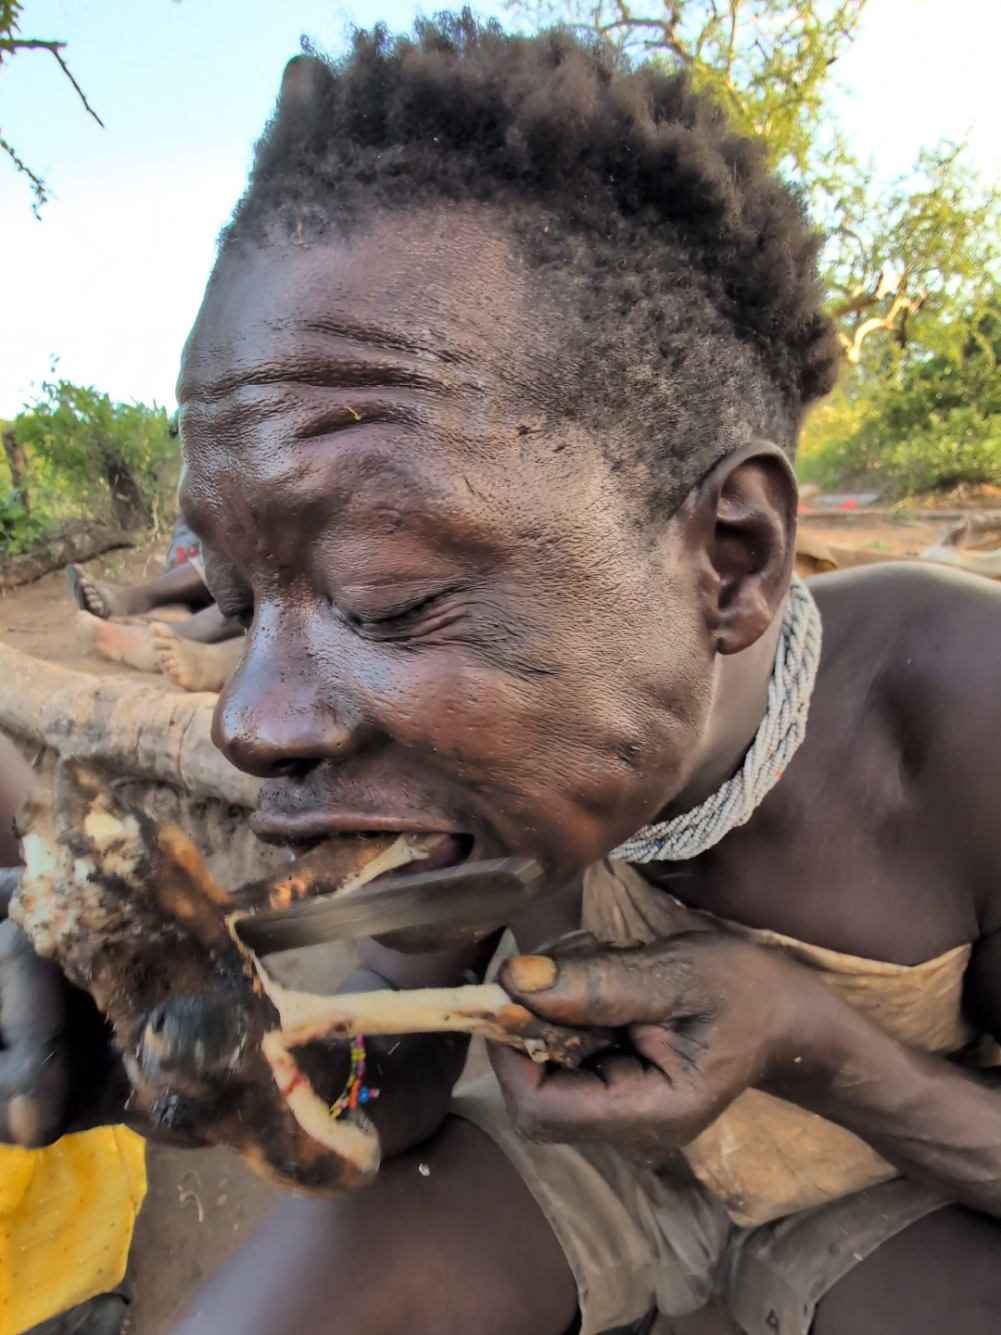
[690,443,798,655]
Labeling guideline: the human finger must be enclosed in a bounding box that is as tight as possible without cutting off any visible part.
[490,1039,680,1142]
[499,942,700,1028]
[0,921,68,1146]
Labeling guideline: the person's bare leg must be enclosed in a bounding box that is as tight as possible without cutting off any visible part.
[169,604,242,645]
[170,1117,578,1335]
[152,626,244,692]
[134,604,192,624]
[76,611,160,673]
[67,562,210,619]
[812,1205,1001,1335]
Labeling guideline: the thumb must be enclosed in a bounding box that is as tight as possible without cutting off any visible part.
[500,946,690,1028]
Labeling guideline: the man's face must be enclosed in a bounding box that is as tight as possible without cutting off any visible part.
[178,205,716,888]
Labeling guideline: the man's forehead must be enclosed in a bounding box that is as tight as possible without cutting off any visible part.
[179,205,545,401]
[183,435,482,538]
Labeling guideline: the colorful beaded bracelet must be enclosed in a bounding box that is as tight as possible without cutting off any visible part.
[330,1035,380,1118]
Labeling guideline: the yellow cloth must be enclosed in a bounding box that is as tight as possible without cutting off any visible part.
[0,1128,146,1335]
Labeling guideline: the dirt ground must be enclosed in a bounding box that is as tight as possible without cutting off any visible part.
[799,510,962,562]
[0,515,982,1335]
[0,543,171,677]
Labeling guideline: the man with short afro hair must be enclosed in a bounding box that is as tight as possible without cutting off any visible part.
[223,12,841,514]
[9,16,1001,1335]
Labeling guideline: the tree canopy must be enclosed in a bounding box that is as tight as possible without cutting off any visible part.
[507,0,1001,495]
[1,381,177,558]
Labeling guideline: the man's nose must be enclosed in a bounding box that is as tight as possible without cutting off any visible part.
[212,645,359,779]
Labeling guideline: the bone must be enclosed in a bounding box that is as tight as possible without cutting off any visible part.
[254,969,614,1069]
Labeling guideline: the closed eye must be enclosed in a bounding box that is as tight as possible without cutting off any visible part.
[345,588,467,642]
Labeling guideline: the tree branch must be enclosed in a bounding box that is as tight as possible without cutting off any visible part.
[600,0,692,61]
[5,38,104,126]
[837,292,926,365]
[0,132,48,215]
[726,0,739,77]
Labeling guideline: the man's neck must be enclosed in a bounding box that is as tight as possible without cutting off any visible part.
[658,601,786,822]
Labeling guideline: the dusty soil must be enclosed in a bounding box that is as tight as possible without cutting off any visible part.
[798,511,960,562]
[3,521,976,1335]
[0,543,172,677]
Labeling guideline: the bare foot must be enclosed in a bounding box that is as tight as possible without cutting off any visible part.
[114,606,190,626]
[152,624,244,693]
[66,564,142,619]
[76,611,161,673]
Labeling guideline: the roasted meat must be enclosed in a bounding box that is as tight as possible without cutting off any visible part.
[10,762,601,1194]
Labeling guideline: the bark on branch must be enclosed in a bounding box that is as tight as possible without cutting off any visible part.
[1,427,28,509]
[0,643,259,808]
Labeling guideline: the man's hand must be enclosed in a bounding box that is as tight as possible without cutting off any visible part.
[0,918,129,1146]
[0,865,129,1148]
[491,932,828,1156]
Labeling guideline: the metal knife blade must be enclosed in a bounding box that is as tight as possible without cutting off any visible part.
[233,857,543,956]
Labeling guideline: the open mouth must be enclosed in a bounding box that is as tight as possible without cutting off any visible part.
[271,831,475,912]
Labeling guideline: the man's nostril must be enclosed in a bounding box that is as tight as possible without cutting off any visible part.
[274,757,321,780]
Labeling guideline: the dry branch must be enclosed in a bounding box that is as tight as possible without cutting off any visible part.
[837,292,924,365]
[0,644,258,808]
[0,522,137,590]
[3,37,104,126]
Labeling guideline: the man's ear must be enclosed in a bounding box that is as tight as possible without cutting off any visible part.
[682,442,798,655]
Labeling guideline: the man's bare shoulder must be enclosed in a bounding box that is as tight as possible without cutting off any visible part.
[809,560,1001,694]
[809,562,1001,923]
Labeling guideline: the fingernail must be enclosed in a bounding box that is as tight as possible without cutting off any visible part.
[507,955,558,993]
[8,1095,43,1148]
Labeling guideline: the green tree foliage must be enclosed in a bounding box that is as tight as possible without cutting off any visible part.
[0,0,103,214]
[505,0,867,194]
[825,144,1001,369]
[802,321,1001,495]
[0,382,179,557]
[508,0,1001,495]
[0,478,45,555]
[803,147,1001,495]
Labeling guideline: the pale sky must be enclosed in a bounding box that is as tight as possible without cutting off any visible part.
[1,0,999,418]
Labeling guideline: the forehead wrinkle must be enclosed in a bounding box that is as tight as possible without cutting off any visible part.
[180,348,451,406]
[186,435,479,549]
[179,299,462,403]
[182,386,442,452]
[294,313,453,364]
